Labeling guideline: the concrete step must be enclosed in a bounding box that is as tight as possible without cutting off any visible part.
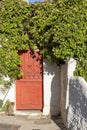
[14,110,43,120]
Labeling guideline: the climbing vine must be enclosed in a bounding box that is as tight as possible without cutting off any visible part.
[0,0,87,84]
[0,0,29,82]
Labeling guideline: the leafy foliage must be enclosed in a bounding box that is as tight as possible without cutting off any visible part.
[25,0,87,80]
[0,0,29,81]
[0,0,87,83]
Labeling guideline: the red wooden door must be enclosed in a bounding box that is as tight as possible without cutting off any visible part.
[16,49,43,109]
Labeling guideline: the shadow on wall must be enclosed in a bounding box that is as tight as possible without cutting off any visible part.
[43,60,61,115]
[67,77,87,130]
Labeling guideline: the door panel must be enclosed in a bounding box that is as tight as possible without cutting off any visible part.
[16,50,43,109]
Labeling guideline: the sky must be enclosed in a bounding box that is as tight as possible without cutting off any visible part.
[28,0,43,3]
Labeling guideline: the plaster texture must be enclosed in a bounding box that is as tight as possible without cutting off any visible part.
[43,60,61,115]
[60,58,87,130]
[67,77,87,130]
[60,58,76,126]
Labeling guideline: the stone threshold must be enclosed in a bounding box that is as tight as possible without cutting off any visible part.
[0,110,50,120]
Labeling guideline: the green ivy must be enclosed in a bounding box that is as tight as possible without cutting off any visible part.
[0,0,29,82]
[0,0,87,83]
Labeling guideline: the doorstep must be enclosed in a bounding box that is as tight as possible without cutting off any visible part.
[0,110,50,120]
[14,110,46,120]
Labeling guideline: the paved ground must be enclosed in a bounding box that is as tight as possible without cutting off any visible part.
[0,115,67,130]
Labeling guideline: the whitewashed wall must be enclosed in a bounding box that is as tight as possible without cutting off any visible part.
[43,60,61,115]
[67,77,87,130]
[60,58,76,126]
[0,84,15,104]
[59,58,87,130]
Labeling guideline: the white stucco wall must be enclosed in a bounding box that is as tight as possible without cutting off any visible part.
[60,58,87,130]
[43,60,61,116]
[0,84,15,104]
[60,58,76,126]
[67,77,87,130]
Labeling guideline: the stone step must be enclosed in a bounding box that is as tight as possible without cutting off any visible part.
[14,110,43,120]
